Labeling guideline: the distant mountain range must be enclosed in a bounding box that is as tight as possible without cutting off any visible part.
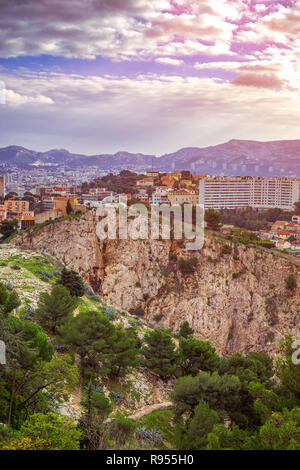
[1,139,300,177]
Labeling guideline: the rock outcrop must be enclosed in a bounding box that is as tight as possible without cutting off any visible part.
[12,211,300,357]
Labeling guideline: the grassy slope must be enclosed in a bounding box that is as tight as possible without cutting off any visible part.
[0,244,175,442]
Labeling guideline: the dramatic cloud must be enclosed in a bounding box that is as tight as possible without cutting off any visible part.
[1,69,300,154]
[0,0,236,60]
[0,0,299,152]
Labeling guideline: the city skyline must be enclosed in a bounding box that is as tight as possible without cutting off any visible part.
[0,1,300,155]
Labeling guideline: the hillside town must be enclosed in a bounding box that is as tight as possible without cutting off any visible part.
[1,172,300,256]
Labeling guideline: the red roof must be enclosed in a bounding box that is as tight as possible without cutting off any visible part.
[54,196,75,201]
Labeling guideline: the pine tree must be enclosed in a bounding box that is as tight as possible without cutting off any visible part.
[58,310,115,378]
[66,200,73,215]
[204,209,222,231]
[181,400,220,450]
[35,285,76,335]
[2,291,21,316]
[179,321,194,338]
[179,337,220,376]
[59,268,84,297]
[142,328,178,378]
[109,328,141,376]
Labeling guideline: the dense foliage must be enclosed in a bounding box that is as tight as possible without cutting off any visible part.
[220,207,293,231]
[1,266,300,452]
[205,209,222,231]
[0,220,18,240]
[59,267,85,297]
[83,170,147,194]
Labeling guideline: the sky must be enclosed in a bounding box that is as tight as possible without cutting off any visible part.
[0,0,300,156]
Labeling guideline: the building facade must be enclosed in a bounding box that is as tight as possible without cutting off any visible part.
[199,177,300,211]
[168,190,199,205]
[0,176,5,199]
[4,199,30,213]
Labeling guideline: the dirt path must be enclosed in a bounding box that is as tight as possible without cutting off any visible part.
[104,401,174,424]
[128,401,174,420]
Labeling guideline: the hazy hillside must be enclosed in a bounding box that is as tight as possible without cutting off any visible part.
[157,139,300,176]
[1,139,300,175]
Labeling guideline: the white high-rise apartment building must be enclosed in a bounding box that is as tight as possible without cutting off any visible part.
[199,177,300,211]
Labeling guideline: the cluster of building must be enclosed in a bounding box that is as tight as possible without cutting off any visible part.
[79,171,200,208]
[1,164,107,196]
[259,215,300,252]
[132,170,199,206]
[0,176,86,230]
[2,172,300,257]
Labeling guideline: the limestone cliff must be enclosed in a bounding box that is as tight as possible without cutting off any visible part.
[12,211,300,357]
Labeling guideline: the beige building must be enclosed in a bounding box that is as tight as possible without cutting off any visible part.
[271,220,289,232]
[4,199,29,213]
[53,197,78,216]
[136,178,154,187]
[168,190,198,205]
[35,209,62,224]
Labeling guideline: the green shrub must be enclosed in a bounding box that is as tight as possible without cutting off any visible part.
[131,307,145,317]
[154,313,163,322]
[285,274,297,291]
[11,264,21,270]
[221,245,232,255]
[179,257,198,274]
[109,415,136,446]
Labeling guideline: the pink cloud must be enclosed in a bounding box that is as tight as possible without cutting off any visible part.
[232,73,283,89]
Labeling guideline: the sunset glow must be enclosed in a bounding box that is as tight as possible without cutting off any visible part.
[0,0,299,154]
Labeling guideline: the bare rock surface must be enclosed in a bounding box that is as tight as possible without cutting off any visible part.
[12,211,300,357]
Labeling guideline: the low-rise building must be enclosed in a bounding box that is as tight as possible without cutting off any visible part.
[4,199,30,213]
[276,240,291,250]
[271,220,289,232]
[146,171,160,178]
[53,196,78,215]
[133,193,149,202]
[277,230,291,240]
[35,209,63,224]
[136,178,154,187]
[168,190,198,205]
[150,192,169,205]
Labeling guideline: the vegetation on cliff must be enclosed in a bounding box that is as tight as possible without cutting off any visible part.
[1,254,300,450]
[1,236,300,451]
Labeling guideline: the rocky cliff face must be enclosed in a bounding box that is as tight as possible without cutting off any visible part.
[12,211,300,357]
